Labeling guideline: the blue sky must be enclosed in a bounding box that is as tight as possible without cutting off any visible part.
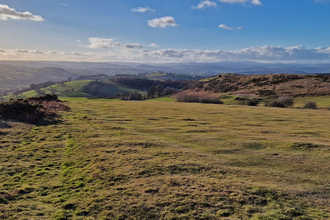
[1,0,330,63]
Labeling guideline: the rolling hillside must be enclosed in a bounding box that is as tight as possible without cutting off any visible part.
[0,71,199,101]
[1,98,330,219]
[0,64,81,90]
[13,80,142,99]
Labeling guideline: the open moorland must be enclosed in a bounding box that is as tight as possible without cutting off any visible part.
[1,97,330,219]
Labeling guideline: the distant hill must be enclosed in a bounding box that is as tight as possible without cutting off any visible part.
[181,73,330,99]
[11,80,134,99]
[2,60,330,77]
[143,72,201,81]
[0,64,80,89]
[6,74,192,100]
[73,72,201,82]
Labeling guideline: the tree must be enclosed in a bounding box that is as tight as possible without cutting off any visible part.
[128,91,142,101]
[147,86,157,98]
[91,85,100,94]
[30,84,37,90]
[156,85,165,97]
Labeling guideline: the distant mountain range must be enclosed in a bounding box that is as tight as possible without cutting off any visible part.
[1,61,330,77]
[1,60,330,91]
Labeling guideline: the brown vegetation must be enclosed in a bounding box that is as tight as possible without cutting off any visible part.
[203,74,330,97]
[264,96,294,108]
[0,95,69,124]
[303,101,318,109]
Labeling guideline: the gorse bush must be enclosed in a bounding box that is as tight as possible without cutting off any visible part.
[303,101,317,109]
[265,96,294,108]
[247,99,260,106]
[177,95,199,103]
[277,96,294,107]
[177,95,223,104]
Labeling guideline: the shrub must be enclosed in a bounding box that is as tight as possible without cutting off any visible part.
[247,99,260,106]
[303,101,317,109]
[177,95,223,104]
[277,96,294,107]
[265,96,294,108]
[0,95,69,124]
[177,95,200,103]
[265,100,284,108]
[199,98,223,104]
[0,100,45,124]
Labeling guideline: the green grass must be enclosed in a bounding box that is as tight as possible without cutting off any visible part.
[1,99,330,219]
[294,96,330,108]
[144,96,176,102]
[5,80,147,100]
[145,72,200,81]
[199,76,219,82]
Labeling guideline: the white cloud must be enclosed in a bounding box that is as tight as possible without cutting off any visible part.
[3,45,330,63]
[219,24,242,30]
[219,0,262,5]
[131,6,155,13]
[59,52,91,56]
[219,24,233,30]
[192,1,217,9]
[149,43,160,47]
[148,16,178,28]
[251,0,262,5]
[141,45,330,63]
[87,38,115,49]
[124,44,144,49]
[0,4,44,21]
[59,3,68,7]
[86,37,144,49]
[0,48,95,61]
[30,50,43,54]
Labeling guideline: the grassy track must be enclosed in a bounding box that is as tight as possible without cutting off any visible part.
[1,100,330,219]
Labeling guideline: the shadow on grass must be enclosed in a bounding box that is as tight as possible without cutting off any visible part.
[36,119,64,126]
[0,120,11,129]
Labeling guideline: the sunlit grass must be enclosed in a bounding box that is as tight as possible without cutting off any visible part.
[1,99,330,219]
[294,96,330,108]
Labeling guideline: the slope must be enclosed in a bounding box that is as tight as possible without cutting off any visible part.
[0,99,329,219]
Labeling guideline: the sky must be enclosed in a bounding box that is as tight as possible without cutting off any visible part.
[1,0,330,63]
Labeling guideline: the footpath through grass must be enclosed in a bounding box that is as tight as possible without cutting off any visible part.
[1,99,330,219]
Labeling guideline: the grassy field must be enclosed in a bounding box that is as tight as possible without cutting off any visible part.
[294,96,330,109]
[1,99,330,219]
[8,80,149,100]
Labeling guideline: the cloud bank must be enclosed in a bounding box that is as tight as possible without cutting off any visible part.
[0,48,92,61]
[2,45,330,63]
[140,46,330,62]
[0,4,44,21]
[87,38,144,49]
